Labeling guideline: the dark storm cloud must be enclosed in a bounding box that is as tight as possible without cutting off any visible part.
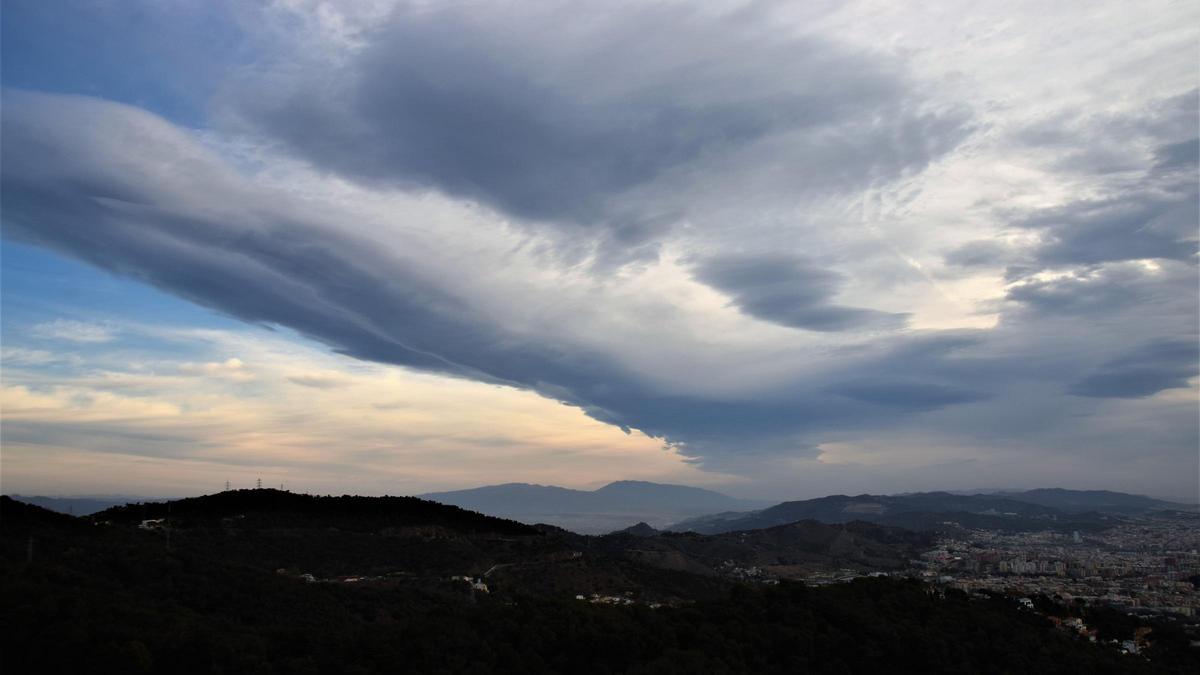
[1069,340,1199,399]
[692,254,908,331]
[223,2,970,236]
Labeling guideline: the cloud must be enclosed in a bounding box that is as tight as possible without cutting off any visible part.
[0,326,719,495]
[1,0,1197,494]
[1153,137,1199,172]
[0,91,988,464]
[1,347,79,366]
[286,373,349,389]
[1069,340,1199,399]
[1018,191,1198,267]
[221,1,970,242]
[828,381,990,410]
[692,254,908,331]
[943,240,1014,268]
[1005,260,1198,317]
[1004,94,1199,271]
[178,358,253,381]
[31,319,118,343]
[3,87,1194,476]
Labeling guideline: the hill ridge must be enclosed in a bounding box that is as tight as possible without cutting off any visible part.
[668,488,1187,535]
[420,480,767,534]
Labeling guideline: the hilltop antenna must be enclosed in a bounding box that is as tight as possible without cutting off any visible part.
[225,480,230,492]
[256,478,262,489]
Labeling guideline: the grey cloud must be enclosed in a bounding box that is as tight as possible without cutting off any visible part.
[1013,90,1198,177]
[970,89,1199,436]
[1153,137,1199,172]
[944,240,1014,268]
[1139,89,1200,144]
[0,92,993,467]
[223,2,969,239]
[1006,261,1199,317]
[692,254,908,332]
[1006,91,1199,270]
[828,381,990,410]
[0,91,560,386]
[1018,189,1197,267]
[2,75,1194,479]
[1069,340,1199,399]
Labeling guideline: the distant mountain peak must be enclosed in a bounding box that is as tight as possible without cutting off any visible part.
[611,521,658,537]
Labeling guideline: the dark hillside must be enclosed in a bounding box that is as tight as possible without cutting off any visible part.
[4,492,1192,673]
[998,488,1194,514]
[93,488,540,535]
[671,491,1120,535]
[0,495,84,530]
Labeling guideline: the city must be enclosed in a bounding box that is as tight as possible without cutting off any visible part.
[916,513,1200,618]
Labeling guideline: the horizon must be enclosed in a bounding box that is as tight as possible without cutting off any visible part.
[8,481,1197,508]
[2,1,1198,503]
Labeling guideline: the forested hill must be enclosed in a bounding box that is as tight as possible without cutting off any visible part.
[5,495,162,517]
[669,491,1127,535]
[91,488,540,535]
[9,491,926,591]
[3,495,1195,673]
[0,495,84,529]
[994,488,1196,514]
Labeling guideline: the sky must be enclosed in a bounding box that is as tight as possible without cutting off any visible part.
[1,0,1197,502]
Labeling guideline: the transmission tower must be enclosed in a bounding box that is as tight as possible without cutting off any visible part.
[256,477,262,489]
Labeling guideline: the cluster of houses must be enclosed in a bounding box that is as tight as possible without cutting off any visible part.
[575,592,663,609]
[450,575,490,593]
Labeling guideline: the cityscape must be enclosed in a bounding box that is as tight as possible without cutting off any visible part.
[921,513,1200,618]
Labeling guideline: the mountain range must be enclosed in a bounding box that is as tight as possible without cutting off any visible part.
[668,489,1195,534]
[6,495,166,516]
[4,490,1166,673]
[14,484,1191,537]
[421,480,768,534]
[988,488,1193,515]
[3,489,924,597]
